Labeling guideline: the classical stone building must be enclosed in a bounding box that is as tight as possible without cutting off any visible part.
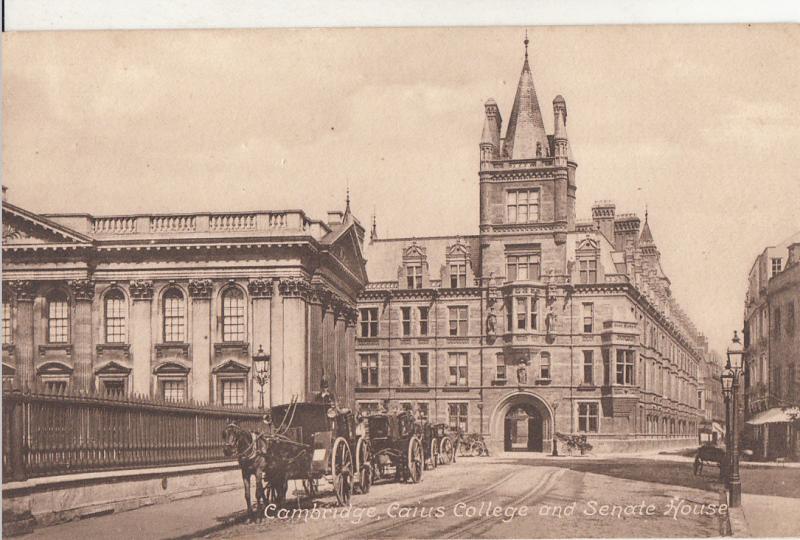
[743,232,800,459]
[1,193,367,409]
[355,42,707,453]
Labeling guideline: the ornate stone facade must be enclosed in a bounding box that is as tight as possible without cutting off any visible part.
[355,43,709,454]
[2,202,367,408]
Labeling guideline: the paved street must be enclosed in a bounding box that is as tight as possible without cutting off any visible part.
[24,452,773,539]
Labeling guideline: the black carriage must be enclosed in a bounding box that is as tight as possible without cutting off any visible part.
[432,423,456,465]
[262,399,367,506]
[415,420,441,470]
[362,410,424,483]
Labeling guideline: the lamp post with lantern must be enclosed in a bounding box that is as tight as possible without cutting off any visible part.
[722,331,744,508]
[252,345,271,410]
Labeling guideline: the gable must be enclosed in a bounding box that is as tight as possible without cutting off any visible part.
[325,225,368,284]
[2,203,92,247]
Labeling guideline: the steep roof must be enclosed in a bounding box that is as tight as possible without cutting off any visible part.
[363,235,480,284]
[639,212,655,245]
[503,52,549,160]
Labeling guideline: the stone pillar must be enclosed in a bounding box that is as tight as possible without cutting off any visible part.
[129,280,154,396]
[248,279,273,408]
[69,280,95,392]
[276,279,309,404]
[344,307,357,409]
[9,281,35,387]
[322,299,336,391]
[306,286,326,398]
[335,308,347,402]
[189,279,213,403]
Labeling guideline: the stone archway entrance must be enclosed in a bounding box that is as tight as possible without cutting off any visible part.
[491,392,553,454]
[504,404,544,451]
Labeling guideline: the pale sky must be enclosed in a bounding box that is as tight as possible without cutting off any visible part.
[3,25,799,353]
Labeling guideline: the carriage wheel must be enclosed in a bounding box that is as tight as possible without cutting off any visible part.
[303,478,319,498]
[470,441,484,457]
[355,438,372,494]
[332,437,353,506]
[440,437,454,465]
[407,436,423,483]
[430,438,439,469]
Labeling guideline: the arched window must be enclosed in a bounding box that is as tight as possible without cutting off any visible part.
[47,291,70,343]
[222,288,245,342]
[104,289,127,343]
[162,289,186,343]
[2,300,11,345]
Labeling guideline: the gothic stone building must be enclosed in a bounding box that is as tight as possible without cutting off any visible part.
[1,197,367,409]
[355,45,707,453]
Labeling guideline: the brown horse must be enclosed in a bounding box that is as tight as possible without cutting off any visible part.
[222,423,270,520]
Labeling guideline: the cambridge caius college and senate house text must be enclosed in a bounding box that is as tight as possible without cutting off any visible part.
[1,43,710,453]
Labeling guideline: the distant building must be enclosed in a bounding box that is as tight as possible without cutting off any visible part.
[355,41,707,453]
[743,233,800,459]
[1,196,368,409]
[697,341,726,444]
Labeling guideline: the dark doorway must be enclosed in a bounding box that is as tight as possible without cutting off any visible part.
[504,404,543,452]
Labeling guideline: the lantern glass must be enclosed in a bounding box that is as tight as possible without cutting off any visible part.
[721,369,734,394]
[726,331,744,372]
[253,345,270,377]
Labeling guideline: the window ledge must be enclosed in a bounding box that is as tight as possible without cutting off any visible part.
[155,342,190,360]
[535,378,552,385]
[577,383,597,391]
[442,386,469,392]
[396,386,431,393]
[38,344,72,356]
[355,386,381,393]
[491,379,508,386]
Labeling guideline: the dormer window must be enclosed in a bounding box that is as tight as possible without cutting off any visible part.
[449,263,467,288]
[406,265,422,289]
[507,189,540,224]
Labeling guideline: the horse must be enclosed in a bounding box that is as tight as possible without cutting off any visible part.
[693,444,726,479]
[222,423,270,520]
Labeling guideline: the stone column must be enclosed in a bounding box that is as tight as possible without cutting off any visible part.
[189,279,213,403]
[69,279,95,392]
[344,307,358,409]
[248,279,272,408]
[129,280,154,396]
[276,279,309,404]
[306,286,326,398]
[8,281,35,387]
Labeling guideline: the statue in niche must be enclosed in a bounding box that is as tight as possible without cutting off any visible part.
[516,361,528,385]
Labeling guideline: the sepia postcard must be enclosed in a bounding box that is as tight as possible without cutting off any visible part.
[2,22,799,539]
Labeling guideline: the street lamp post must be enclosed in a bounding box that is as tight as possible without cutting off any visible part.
[552,400,561,456]
[724,331,744,508]
[721,368,733,486]
[252,345,271,410]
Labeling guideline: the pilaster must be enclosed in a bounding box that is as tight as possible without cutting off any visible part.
[276,279,310,404]
[248,278,273,408]
[189,279,213,403]
[8,281,35,387]
[69,279,95,391]
[129,280,153,396]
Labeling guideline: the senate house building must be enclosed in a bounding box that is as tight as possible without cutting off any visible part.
[2,41,708,453]
[1,197,367,409]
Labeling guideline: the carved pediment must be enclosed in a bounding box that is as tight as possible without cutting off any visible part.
[36,361,74,376]
[576,236,599,253]
[446,238,470,259]
[2,204,92,247]
[94,360,132,376]
[403,241,426,260]
[323,224,368,284]
[212,359,251,374]
[153,361,190,375]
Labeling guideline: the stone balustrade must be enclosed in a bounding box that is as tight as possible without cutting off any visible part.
[85,210,329,239]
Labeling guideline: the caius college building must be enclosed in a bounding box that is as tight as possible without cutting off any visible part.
[2,41,707,453]
[356,43,706,453]
[1,196,368,409]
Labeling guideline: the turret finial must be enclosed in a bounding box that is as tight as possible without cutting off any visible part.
[524,30,529,61]
[345,180,351,214]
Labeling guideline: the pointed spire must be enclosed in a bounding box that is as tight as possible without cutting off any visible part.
[524,29,529,61]
[639,206,655,245]
[503,34,549,160]
[370,207,378,241]
[345,182,351,215]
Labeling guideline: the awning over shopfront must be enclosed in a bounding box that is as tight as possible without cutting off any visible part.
[746,407,800,425]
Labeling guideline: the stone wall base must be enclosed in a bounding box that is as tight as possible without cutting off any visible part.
[2,462,243,536]
[487,436,696,455]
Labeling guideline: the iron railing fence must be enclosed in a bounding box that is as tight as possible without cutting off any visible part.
[2,383,265,482]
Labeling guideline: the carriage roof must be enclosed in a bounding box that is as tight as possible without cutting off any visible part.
[269,402,352,435]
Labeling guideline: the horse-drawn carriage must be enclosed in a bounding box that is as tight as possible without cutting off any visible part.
[362,410,424,483]
[222,394,370,517]
[455,430,490,457]
[428,422,456,465]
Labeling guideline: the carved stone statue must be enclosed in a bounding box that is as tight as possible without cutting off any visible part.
[517,362,528,385]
